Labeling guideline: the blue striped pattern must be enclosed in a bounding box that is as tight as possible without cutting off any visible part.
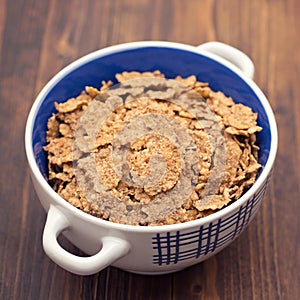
[152,176,270,265]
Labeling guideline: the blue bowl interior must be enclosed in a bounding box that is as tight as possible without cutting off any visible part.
[32,47,271,179]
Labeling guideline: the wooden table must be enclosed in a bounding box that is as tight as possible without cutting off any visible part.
[0,0,299,299]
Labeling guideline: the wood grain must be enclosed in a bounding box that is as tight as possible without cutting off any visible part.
[0,0,299,299]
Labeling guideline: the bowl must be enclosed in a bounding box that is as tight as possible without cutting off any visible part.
[25,41,278,275]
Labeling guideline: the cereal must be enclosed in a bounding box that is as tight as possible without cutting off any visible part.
[115,70,164,82]
[44,137,75,166]
[44,71,262,225]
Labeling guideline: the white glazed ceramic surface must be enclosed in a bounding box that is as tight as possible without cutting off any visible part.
[25,41,278,275]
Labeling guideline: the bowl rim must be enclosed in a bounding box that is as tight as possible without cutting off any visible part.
[25,40,278,233]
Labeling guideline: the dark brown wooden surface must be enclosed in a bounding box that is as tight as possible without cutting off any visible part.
[0,0,299,299]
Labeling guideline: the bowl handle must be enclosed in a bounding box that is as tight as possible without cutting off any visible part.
[196,41,255,79]
[42,205,130,275]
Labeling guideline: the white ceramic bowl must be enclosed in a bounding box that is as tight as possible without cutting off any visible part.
[25,41,277,275]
